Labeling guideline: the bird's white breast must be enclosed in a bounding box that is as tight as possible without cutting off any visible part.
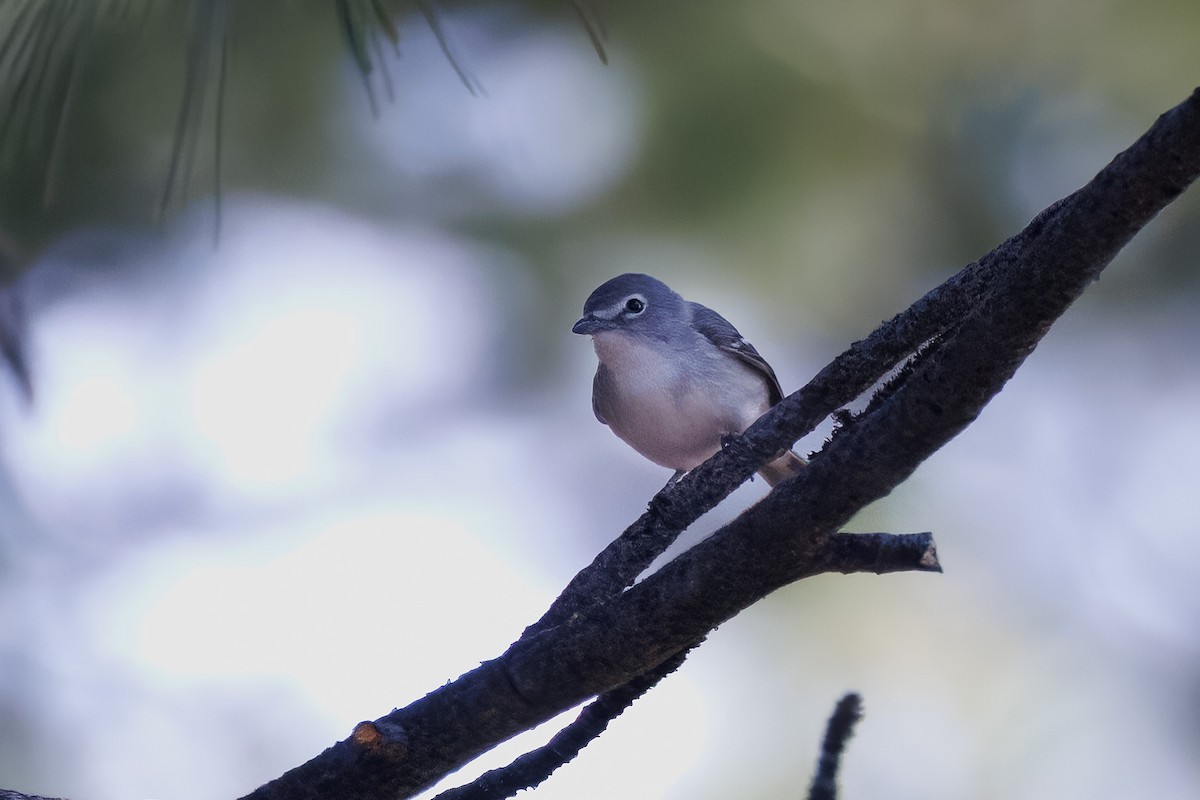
[591,331,771,471]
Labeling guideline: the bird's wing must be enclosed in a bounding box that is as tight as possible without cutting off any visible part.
[591,363,612,425]
[689,301,785,405]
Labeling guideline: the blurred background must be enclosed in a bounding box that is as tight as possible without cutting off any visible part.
[1,2,1199,799]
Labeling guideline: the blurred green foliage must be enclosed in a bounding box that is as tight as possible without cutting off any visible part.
[1,0,1197,308]
[0,5,1198,800]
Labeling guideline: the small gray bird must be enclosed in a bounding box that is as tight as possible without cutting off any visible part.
[572,273,805,487]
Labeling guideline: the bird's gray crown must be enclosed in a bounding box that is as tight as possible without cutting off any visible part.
[573,273,687,337]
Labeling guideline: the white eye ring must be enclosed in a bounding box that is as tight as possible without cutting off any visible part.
[624,296,646,314]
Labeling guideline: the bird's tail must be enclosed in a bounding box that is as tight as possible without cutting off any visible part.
[758,450,806,487]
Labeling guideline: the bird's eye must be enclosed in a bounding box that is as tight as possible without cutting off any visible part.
[625,297,645,314]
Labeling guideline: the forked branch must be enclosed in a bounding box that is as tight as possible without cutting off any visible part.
[238,88,1200,800]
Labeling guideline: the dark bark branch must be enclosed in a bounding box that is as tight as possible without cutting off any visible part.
[242,529,938,800]
[4,89,1195,800]
[827,532,940,575]
[527,86,1200,636]
[234,87,1199,800]
[808,693,864,800]
[431,646,694,800]
[2,791,65,800]
[430,531,931,800]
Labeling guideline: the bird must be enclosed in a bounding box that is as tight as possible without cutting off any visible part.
[572,273,805,487]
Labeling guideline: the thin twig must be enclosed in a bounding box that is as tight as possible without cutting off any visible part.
[808,693,864,800]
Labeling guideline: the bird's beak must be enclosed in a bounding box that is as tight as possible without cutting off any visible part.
[572,314,603,335]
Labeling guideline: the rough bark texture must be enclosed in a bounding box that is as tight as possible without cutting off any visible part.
[226,88,1200,800]
[3,88,1197,800]
[808,693,864,800]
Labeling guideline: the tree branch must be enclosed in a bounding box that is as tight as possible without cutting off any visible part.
[516,80,1200,642]
[429,531,932,800]
[234,86,1199,800]
[2,791,65,800]
[431,647,694,800]
[3,88,1196,800]
[807,693,864,800]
